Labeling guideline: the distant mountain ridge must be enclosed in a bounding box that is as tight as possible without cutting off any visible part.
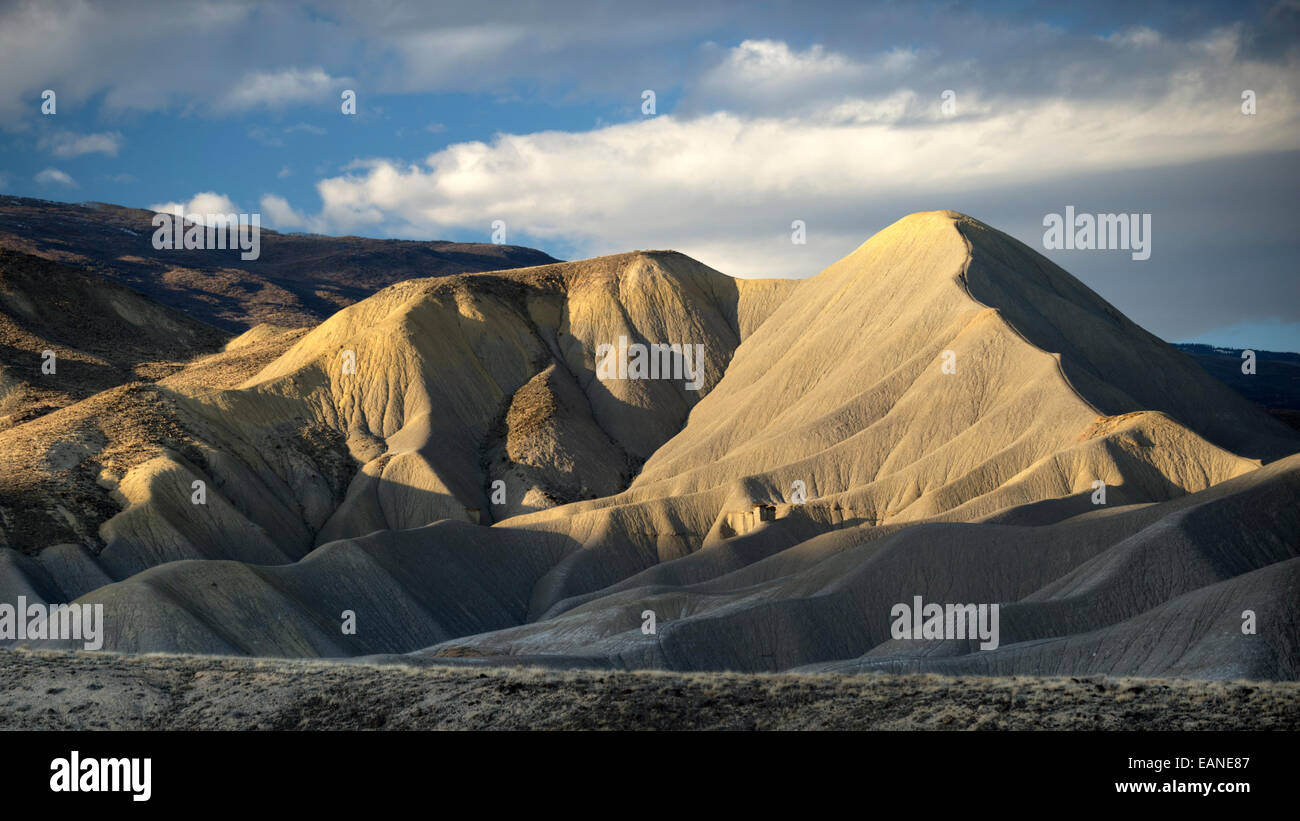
[1172,343,1300,431]
[0,195,560,330]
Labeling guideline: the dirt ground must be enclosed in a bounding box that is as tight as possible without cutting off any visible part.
[1,648,1296,730]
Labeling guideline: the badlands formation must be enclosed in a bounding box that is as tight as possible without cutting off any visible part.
[2,210,1297,679]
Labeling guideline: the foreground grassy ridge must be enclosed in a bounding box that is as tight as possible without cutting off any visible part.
[1,649,1297,730]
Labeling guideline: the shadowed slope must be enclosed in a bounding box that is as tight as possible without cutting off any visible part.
[42,522,571,656]
[953,214,1293,462]
[0,249,227,429]
[420,452,1300,679]
[28,451,1299,680]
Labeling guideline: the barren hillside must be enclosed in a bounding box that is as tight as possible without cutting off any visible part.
[3,211,1296,682]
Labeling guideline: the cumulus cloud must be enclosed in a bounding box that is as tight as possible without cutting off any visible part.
[34,167,76,186]
[39,130,124,157]
[688,40,926,120]
[148,192,242,225]
[259,193,318,232]
[286,33,1297,275]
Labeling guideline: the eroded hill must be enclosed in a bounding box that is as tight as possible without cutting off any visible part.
[3,211,1297,681]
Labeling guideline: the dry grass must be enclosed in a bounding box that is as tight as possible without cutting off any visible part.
[1,648,1295,731]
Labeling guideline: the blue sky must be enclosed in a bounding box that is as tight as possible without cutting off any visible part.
[1,0,1298,350]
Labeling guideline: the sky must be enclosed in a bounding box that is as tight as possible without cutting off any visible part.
[1,0,1297,350]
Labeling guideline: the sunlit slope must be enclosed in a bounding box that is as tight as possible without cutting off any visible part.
[229,253,791,539]
[1,250,791,587]
[500,211,1296,611]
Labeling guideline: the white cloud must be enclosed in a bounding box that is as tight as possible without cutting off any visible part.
[39,130,124,157]
[34,167,76,186]
[148,191,242,225]
[290,45,1298,276]
[277,166,292,179]
[685,39,975,124]
[259,193,311,230]
[216,67,346,112]
[692,39,917,111]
